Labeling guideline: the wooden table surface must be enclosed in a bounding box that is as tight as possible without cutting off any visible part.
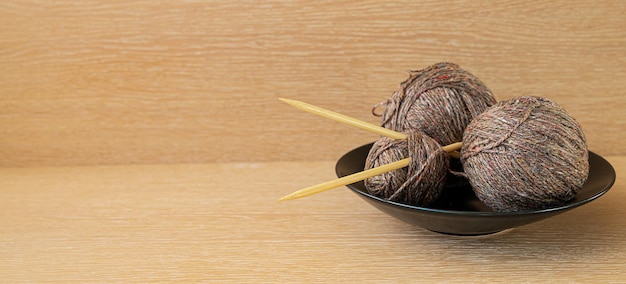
[1,1,625,282]
[1,156,624,282]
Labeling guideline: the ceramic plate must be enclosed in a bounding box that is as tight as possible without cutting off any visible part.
[335,143,616,235]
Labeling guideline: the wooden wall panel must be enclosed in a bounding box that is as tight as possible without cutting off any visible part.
[1,1,624,166]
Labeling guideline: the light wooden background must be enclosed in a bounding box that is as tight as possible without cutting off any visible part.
[1,1,626,283]
[1,0,624,167]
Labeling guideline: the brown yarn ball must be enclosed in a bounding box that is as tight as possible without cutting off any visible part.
[364,131,449,207]
[376,62,497,146]
[461,96,589,212]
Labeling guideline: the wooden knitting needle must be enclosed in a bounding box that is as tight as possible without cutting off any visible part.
[279,142,462,201]
[280,158,410,202]
[278,98,462,201]
[280,97,461,155]
[279,98,407,140]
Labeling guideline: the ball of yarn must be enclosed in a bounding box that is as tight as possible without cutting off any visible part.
[461,96,589,212]
[376,62,497,145]
[364,131,449,206]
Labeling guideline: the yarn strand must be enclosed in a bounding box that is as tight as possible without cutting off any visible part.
[461,98,540,160]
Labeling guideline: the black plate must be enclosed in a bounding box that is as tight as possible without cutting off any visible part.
[335,143,616,235]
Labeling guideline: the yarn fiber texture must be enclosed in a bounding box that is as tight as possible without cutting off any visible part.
[364,131,449,207]
[377,62,497,146]
[461,96,589,212]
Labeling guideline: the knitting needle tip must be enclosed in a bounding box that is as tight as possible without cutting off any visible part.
[278,97,407,140]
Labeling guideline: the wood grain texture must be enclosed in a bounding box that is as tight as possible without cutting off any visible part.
[1,0,625,167]
[0,156,624,282]
[1,2,624,281]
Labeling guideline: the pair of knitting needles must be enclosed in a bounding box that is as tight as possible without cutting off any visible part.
[278,98,462,201]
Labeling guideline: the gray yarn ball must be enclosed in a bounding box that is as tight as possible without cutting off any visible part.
[364,131,449,207]
[377,62,497,146]
[461,96,589,212]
